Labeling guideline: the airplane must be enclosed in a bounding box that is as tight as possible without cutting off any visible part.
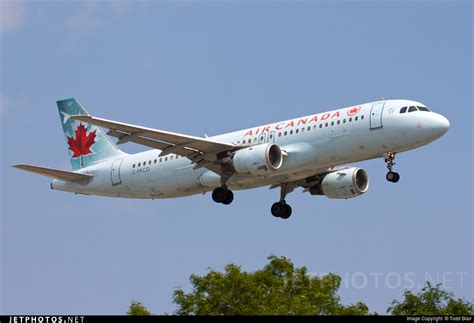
[13,98,450,219]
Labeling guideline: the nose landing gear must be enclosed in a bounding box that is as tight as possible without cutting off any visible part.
[384,152,400,183]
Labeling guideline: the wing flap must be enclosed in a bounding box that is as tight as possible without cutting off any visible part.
[12,164,92,184]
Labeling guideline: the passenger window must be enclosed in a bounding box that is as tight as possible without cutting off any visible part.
[278,132,282,137]
[355,116,358,121]
[154,159,157,164]
[138,163,141,167]
[295,129,299,134]
[148,160,151,165]
[408,106,418,112]
[159,158,162,163]
[301,128,304,132]
[319,124,322,128]
[337,120,340,125]
[269,134,273,139]
[325,123,328,127]
[349,117,352,122]
[343,119,346,123]
[307,126,311,131]
[400,107,407,113]
[170,156,174,160]
[254,138,257,142]
[361,115,364,120]
[290,130,293,135]
[165,157,168,161]
[132,164,136,168]
[284,131,287,136]
[331,121,334,126]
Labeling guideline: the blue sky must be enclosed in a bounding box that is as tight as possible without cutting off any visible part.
[1,0,472,315]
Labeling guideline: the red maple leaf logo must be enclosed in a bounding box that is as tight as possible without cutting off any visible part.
[347,106,361,116]
[67,123,96,158]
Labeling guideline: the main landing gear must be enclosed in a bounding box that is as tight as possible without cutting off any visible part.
[212,182,294,219]
[271,183,294,219]
[271,201,292,219]
[212,186,234,205]
[384,152,400,183]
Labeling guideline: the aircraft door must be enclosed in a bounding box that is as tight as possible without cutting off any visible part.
[258,132,267,144]
[370,102,385,129]
[111,158,124,185]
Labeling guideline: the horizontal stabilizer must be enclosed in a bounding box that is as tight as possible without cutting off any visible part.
[12,164,93,184]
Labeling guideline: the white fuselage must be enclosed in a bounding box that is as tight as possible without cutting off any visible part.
[51,99,449,198]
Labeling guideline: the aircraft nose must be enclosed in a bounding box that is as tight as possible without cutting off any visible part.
[430,113,450,137]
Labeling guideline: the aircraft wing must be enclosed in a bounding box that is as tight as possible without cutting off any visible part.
[71,115,238,174]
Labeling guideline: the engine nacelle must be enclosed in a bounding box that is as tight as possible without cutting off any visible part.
[233,143,283,176]
[310,167,369,199]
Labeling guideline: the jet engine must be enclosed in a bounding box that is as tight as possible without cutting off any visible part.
[232,143,283,176]
[310,167,369,199]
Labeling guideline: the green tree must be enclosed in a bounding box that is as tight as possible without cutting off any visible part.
[127,301,152,316]
[172,255,369,315]
[388,282,473,315]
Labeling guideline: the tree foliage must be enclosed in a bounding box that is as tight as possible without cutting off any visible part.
[387,282,473,315]
[127,301,152,316]
[127,257,473,316]
[172,255,369,315]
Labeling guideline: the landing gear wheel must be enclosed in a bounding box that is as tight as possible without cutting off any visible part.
[384,152,400,183]
[222,190,234,205]
[271,183,295,219]
[271,202,283,218]
[280,204,292,219]
[386,171,400,183]
[212,187,226,203]
[212,187,234,205]
[271,201,292,219]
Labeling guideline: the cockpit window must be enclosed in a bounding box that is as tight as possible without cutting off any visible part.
[400,106,407,113]
[408,106,418,112]
[417,106,431,112]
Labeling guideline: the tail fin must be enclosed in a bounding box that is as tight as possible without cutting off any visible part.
[57,98,125,170]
